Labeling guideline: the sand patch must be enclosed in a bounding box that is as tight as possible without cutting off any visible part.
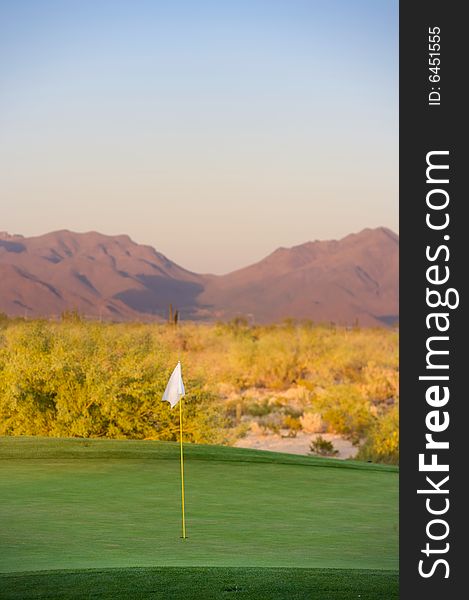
[234,430,357,460]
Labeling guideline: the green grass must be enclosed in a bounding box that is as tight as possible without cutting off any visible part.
[0,567,398,599]
[0,436,398,598]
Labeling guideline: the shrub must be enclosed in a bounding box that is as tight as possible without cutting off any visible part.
[309,435,339,457]
[257,413,283,434]
[244,399,272,417]
[282,415,302,437]
[299,412,325,433]
[357,404,399,465]
[314,384,374,444]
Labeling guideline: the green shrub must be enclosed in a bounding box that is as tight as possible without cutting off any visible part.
[309,436,338,457]
[244,399,272,417]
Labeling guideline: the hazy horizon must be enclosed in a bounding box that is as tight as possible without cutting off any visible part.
[1,0,398,273]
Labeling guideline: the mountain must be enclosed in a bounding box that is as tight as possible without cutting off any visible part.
[0,230,204,321]
[200,227,399,326]
[0,228,398,326]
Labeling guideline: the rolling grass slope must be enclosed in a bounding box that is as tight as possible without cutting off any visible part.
[0,437,398,598]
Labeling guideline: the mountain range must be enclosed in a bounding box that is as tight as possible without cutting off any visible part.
[0,228,398,326]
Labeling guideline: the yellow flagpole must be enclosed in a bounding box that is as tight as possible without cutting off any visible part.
[179,396,187,539]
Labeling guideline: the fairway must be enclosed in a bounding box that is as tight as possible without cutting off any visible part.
[0,567,398,599]
[0,437,398,597]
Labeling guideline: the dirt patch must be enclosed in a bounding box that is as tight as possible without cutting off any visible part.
[234,431,357,460]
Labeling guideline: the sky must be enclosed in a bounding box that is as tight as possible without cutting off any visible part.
[0,0,398,274]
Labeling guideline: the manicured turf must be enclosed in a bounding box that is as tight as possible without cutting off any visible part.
[0,437,398,597]
[0,567,398,599]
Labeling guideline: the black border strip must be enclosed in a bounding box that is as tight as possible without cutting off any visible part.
[400,1,465,597]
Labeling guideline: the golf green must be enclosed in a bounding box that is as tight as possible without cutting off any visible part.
[0,437,398,597]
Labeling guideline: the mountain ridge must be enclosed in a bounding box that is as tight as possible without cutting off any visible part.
[0,228,398,326]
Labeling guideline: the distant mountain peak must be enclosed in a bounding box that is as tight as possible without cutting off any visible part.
[0,231,24,239]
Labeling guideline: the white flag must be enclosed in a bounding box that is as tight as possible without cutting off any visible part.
[162,361,185,408]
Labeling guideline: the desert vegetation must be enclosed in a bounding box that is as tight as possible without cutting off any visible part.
[0,315,398,464]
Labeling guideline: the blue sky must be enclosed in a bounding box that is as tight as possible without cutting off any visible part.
[0,0,398,273]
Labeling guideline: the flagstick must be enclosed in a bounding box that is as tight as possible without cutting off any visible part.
[179,396,187,539]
